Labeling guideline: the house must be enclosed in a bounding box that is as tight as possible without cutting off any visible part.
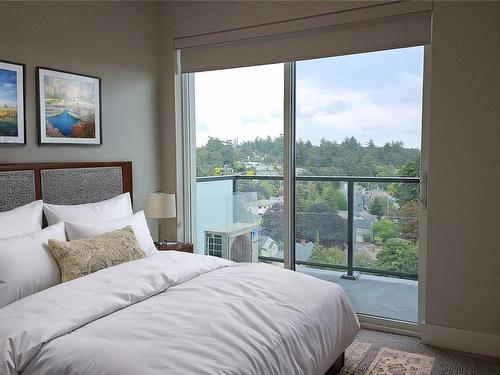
[259,235,280,258]
[275,240,315,262]
[354,211,377,242]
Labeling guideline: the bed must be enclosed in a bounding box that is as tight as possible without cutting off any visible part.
[0,162,359,375]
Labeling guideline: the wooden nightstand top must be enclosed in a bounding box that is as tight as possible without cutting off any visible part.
[155,242,194,253]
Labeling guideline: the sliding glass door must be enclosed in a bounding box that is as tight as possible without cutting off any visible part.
[183,46,425,324]
[294,47,424,322]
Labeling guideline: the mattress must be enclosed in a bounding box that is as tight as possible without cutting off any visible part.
[0,251,359,375]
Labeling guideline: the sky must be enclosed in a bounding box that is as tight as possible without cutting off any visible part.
[0,68,17,108]
[194,46,424,149]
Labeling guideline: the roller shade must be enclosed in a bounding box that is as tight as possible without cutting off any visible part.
[175,1,432,73]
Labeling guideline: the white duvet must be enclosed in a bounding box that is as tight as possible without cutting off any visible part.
[0,252,359,375]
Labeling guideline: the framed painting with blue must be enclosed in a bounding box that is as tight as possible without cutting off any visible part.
[0,60,25,145]
[36,67,102,145]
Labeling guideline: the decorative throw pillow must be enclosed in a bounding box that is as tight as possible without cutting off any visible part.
[48,225,145,282]
[65,211,157,256]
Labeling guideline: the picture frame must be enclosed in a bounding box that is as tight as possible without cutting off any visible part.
[0,60,26,145]
[36,67,102,145]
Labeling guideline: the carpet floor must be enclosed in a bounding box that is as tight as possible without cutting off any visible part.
[342,329,500,375]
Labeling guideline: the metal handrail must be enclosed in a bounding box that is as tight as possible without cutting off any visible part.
[197,174,420,280]
[196,175,237,182]
[197,174,420,183]
[258,257,418,279]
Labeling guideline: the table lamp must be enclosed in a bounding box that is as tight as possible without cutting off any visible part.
[144,192,176,245]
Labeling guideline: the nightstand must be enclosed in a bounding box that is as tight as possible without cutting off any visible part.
[155,242,194,253]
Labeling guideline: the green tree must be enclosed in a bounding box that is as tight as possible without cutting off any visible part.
[369,197,385,216]
[399,200,419,243]
[295,181,320,213]
[398,157,420,177]
[263,202,347,247]
[322,185,347,211]
[295,202,347,247]
[196,137,238,177]
[388,157,420,205]
[211,166,222,176]
[362,232,372,243]
[372,219,398,244]
[309,243,346,265]
[260,181,279,199]
[238,180,280,200]
[375,238,418,274]
[260,202,283,240]
[375,165,388,177]
[354,252,374,268]
[197,135,420,179]
[369,195,394,217]
[232,161,246,173]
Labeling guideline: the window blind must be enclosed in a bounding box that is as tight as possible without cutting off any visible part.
[175,1,432,73]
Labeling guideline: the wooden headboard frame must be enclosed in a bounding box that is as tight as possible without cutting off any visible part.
[0,161,132,208]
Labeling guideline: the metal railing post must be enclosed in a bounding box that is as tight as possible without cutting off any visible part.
[232,177,237,223]
[341,181,357,280]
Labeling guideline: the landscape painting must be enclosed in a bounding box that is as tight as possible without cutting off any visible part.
[0,61,25,144]
[37,68,101,145]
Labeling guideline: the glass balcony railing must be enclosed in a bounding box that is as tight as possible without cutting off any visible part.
[197,174,420,280]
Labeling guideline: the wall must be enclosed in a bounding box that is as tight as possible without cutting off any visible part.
[422,1,500,356]
[160,1,500,356]
[0,2,161,222]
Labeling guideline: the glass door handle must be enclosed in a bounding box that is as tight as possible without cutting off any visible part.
[418,173,427,209]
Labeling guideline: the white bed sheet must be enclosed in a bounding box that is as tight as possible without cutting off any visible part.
[0,252,359,375]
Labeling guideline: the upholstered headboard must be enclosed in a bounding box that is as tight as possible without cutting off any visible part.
[0,162,132,212]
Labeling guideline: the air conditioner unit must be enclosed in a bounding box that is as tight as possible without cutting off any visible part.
[204,223,259,263]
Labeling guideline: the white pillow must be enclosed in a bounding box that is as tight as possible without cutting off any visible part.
[65,211,157,256]
[43,193,133,225]
[0,200,43,239]
[0,222,66,308]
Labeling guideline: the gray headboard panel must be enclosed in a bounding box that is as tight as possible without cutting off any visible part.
[41,167,123,205]
[0,162,133,212]
[0,170,36,212]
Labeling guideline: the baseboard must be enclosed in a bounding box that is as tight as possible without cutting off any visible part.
[421,323,500,358]
[358,314,421,338]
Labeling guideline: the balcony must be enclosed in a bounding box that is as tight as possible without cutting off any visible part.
[196,174,420,323]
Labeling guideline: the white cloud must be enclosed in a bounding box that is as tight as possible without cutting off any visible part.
[194,64,283,147]
[194,66,423,149]
[296,71,422,148]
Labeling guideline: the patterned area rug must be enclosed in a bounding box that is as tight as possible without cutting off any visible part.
[341,341,434,375]
[351,329,500,375]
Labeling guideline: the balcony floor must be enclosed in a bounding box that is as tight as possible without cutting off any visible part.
[296,266,418,323]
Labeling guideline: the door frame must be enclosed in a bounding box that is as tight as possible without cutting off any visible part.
[175,48,431,336]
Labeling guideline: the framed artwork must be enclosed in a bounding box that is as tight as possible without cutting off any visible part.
[0,60,25,144]
[36,67,101,145]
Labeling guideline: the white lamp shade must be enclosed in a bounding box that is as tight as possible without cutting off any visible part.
[144,193,176,219]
